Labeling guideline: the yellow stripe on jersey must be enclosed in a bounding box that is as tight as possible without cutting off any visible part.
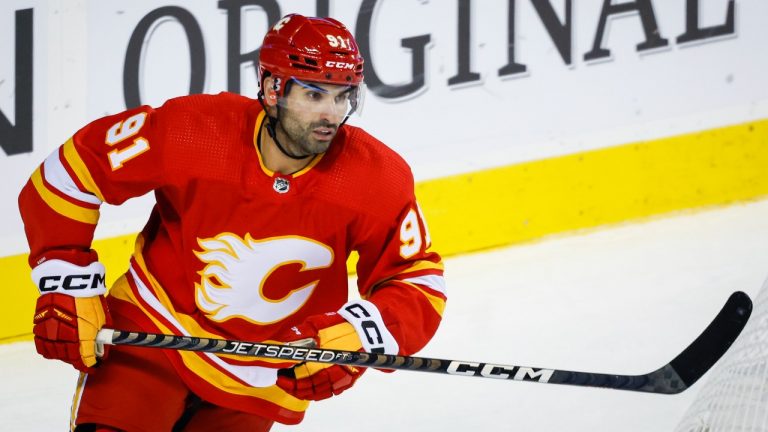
[62,138,106,202]
[30,168,99,225]
[109,274,310,412]
[70,372,87,432]
[399,280,447,316]
[364,259,445,299]
[253,112,275,177]
[292,152,325,177]
[399,259,444,275]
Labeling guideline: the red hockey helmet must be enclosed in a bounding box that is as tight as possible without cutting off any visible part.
[259,14,364,96]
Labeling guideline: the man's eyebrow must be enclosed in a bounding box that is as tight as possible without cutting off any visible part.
[294,79,352,96]
[294,80,329,94]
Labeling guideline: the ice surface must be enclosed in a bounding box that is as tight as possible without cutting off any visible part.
[3,200,768,431]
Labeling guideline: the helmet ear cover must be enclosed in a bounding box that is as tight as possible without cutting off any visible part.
[260,75,296,108]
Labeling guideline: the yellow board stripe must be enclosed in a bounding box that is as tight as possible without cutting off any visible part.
[30,168,100,225]
[62,138,105,202]
[417,118,768,257]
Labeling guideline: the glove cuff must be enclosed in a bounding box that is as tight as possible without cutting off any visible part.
[31,259,107,297]
[338,299,399,355]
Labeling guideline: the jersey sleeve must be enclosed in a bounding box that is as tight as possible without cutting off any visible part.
[353,184,446,357]
[18,105,164,265]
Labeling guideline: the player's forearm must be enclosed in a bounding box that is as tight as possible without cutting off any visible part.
[366,279,446,356]
[18,178,99,265]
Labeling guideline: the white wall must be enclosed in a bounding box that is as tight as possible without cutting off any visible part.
[2,0,767,255]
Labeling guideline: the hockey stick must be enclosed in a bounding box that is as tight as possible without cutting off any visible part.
[95,291,751,394]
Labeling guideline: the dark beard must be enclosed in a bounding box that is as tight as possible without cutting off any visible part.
[277,118,338,156]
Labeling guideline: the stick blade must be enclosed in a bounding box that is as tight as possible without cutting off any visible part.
[668,291,752,391]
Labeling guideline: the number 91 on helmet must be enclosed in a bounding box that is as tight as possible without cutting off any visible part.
[258,14,366,120]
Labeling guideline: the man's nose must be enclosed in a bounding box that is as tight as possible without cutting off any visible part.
[318,102,343,122]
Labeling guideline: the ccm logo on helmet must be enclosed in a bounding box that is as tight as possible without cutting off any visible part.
[38,273,106,292]
[325,61,356,70]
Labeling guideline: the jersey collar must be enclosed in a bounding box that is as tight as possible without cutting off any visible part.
[252,110,324,178]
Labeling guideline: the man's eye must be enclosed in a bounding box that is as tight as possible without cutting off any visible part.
[307,92,322,100]
[335,93,350,103]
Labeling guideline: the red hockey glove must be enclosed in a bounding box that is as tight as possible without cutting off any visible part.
[31,259,112,372]
[275,300,399,401]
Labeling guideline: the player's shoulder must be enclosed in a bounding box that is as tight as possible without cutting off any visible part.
[78,93,254,135]
[337,124,413,183]
[150,91,258,145]
[151,92,258,180]
[320,125,415,217]
[158,91,254,116]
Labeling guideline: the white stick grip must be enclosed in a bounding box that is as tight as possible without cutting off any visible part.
[95,328,115,358]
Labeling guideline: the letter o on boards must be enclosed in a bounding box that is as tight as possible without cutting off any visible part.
[123,6,206,109]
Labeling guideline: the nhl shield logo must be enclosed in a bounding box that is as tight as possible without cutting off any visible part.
[273,177,290,194]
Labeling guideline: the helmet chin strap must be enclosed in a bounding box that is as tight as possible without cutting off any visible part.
[257,92,313,160]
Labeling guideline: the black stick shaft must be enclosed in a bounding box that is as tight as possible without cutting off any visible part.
[94,291,751,395]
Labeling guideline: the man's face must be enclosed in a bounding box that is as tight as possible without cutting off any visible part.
[276,81,356,156]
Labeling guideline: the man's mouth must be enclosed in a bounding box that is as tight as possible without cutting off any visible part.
[312,126,336,141]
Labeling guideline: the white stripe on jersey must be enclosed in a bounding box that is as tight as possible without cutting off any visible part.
[43,149,103,205]
[402,274,447,296]
[128,264,279,388]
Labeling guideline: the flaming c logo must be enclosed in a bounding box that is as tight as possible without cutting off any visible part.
[194,233,333,324]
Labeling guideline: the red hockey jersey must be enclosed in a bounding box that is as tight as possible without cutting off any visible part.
[19,92,446,424]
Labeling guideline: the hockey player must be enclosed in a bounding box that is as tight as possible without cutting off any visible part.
[19,14,446,432]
